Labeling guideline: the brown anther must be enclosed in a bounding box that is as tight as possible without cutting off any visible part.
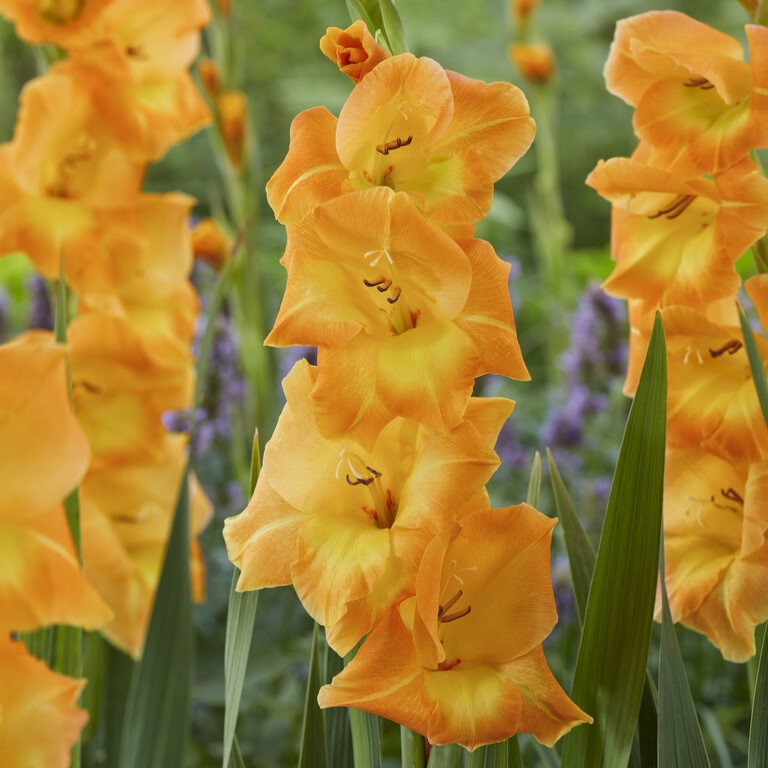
[721,487,744,505]
[376,135,413,155]
[76,380,101,394]
[346,474,374,486]
[649,194,695,220]
[437,589,463,620]
[708,340,743,358]
[440,606,472,623]
[683,77,712,89]
[125,45,148,60]
[376,279,393,293]
[387,286,402,304]
[363,276,388,288]
[366,466,382,478]
[437,658,461,671]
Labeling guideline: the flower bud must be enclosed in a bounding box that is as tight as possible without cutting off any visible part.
[510,42,555,85]
[191,217,230,271]
[198,58,221,97]
[216,90,247,170]
[319,20,389,83]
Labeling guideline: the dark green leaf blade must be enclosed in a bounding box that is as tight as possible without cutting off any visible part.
[222,435,261,768]
[749,626,768,767]
[658,552,711,767]
[298,623,329,768]
[560,314,667,768]
[378,0,409,54]
[426,744,462,768]
[117,469,192,768]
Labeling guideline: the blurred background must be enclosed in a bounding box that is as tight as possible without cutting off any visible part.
[0,0,756,765]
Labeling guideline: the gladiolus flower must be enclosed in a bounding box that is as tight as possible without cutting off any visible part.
[0,635,87,768]
[0,69,143,277]
[0,335,111,632]
[0,0,109,47]
[587,152,768,311]
[319,505,591,749]
[224,359,513,655]
[198,57,221,97]
[216,90,248,170]
[191,217,230,271]
[319,20,390,83]
[604,11,768,175]
[510,43,555,85]
[663,447,768,662]
[265,187,528,443]
[266,53,535,235]
[80,437,212,658]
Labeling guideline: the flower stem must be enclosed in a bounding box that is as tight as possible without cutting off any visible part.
[400,727,426,768]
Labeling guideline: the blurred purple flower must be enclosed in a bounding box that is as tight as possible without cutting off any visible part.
[28,274,53,331]
[0,286,9,342]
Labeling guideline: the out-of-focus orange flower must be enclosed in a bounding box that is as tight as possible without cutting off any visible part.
[663,447,768,662]
[224,360,512,655]
[604,12,768,175]
[0,69,143,277]
[267,53,535,235]
[319,20,390,83]
[216,90,248,170]
[66,194,198,364]
[511,0,539,23]
[587,151,768,311]
[198,57,221,97]
[0,335,112,632]
[0,0,110,47]
[69,314,193,470]
[81,437,211,658]
[319,505,591,749]
[191,217,230,271]
[216,0,231,15]
[509,43,555,85]
[265,188,528,444]
[0,635,87,768]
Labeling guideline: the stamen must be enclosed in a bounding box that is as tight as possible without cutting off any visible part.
[376,280,393,293]
[437,589,471,624]
[437,658,461,671]
[721,488,744,505]
[437,589,463,620]
[440,606,472,623]
[363,276,388,288]
[375,135,413,155]
[648,195,695,220]
[386,286,402,304]
[346,474,374,486]
[683,77,713,90]
[708,340,742,358]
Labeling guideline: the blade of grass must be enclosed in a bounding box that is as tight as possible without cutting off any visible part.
[527,451,542,508]
[324,643,354,768]
[298,623,329,768]
[748,624,768,767]
[657,543,711,767]
[117,469,192,768]
[344,645,382,768]
[427,744,463,768]
[737,304,768,425]
[401,727,426,768]
[223,434,262,768]
[560,313,667,768]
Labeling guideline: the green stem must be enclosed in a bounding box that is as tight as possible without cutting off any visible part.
[401,727,426,768]
[756,0,768,26]
[753,237,768,275]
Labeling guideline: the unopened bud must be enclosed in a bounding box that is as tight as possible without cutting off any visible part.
[319,20,389,84]
[198,58,221,97]
[511,0,539,23]
[510,43,555,85]
[191,218,230,271]
[216,90,247,170]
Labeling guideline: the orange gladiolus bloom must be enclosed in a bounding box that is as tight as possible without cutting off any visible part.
[191,217,230,271]
[509,43,555,85]
[604,12,768,175]
[661,301,768,465]
[266,53,535,235]
[266,187,528,444]
[81,437,211,658]
[66,194,198,365]
[587,152,768,311]
[0,0,110,47]
[0,69,143,277]
[69,313,194,470]
[319,20,390,83]
[663,447,768,662]
[0,336,111,632]
[319,505,591,749]
[0,635,87,768]
[224,359,513,655]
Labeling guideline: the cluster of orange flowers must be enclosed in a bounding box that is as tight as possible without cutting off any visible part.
[0,0,213,760]
[588,11,768,662]
[224,21,591,750]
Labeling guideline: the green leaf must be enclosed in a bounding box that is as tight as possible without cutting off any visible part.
[298,623,329,768]
[117,469,192,768]
[548,450,658,766]
[222,436,261,768]
[229,738,247,768]
[526,451,542,508]
[104,643,134,765]
[657,547,711,767]
[738,303,768,426]
[323,644,354,768]
[749,626,768,767]
[345,0,377,30]
[507,736,524,768]
[378,0,409,54]
[427,744,462,768]
[343,643,381,768]
[546,450,595,625]
[560,313,667,768]
[401,727,426,768]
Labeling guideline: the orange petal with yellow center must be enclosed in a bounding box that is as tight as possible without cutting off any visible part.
[0,635,87,768]
[0,505,112,632]
[266,106,347,225]
[662,307,768,464]
[0,334,89,519]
